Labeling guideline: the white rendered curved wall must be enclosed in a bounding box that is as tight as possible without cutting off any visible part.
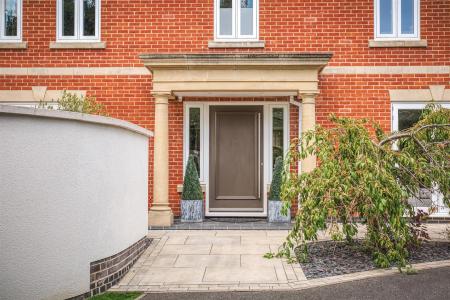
[0,106,152,299]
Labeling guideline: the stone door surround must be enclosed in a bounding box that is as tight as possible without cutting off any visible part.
[140,53,332,227]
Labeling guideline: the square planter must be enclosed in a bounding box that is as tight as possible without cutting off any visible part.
[268,200,291,223]
[181,199,203,222]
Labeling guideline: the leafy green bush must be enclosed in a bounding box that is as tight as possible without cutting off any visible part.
[278,104,449,270]
[182,155,203,200]
[269,156,283,201]
[38,91,106,116]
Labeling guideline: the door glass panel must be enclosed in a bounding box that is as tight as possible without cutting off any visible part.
[189,107,201,177]
[380,0,393,34]
[4,0,17,36]
[401,0,414,34]
[272,108,284,167]
[63,0,75,36]
[240,0,253,36]
[219,0,233,36]
[83,0,96,36]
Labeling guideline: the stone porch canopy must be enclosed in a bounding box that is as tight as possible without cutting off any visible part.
[139,53,333,98]
[139,53,333,227]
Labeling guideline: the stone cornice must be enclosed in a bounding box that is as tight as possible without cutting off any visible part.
[139,53,333,70]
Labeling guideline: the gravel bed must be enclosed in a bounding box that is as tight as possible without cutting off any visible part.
[296,240,450,279]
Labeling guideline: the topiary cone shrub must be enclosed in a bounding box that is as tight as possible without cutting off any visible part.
[269,156,283,201]
[268,156,290,223]
[181,155,203,222]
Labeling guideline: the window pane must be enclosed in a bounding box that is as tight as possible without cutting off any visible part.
[63,0,75,36]
[240,0,253,36]
[220,0,233,36]
[401,0,414,34]
[398,109,422,131]
[189,107,201,177]
[272,108,284,167]
[83,0,96,36]
[4,0,18,36]
[379,0,393,34]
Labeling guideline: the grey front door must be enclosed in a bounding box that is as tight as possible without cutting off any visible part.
[209,106,264,212]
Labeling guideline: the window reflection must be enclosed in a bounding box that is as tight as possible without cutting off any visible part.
[272,108,284,167]
[189,107,201,177]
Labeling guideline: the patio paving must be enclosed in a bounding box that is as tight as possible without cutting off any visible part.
[111,229,305,292]
[111,224,449,293]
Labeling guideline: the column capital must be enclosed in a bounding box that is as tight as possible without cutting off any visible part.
[152,91,172,104]
[299,90,320,104]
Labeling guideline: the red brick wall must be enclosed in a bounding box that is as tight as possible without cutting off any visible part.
[2,0,449,215]
[1,0,449,67]
[317,74,450,132]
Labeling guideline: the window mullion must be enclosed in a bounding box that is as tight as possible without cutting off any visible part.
[234,0,238,39]
[394,0,399,37]
[0,1,4,39]
[78,0,83,39]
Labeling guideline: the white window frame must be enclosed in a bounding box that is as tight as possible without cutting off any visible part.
[391,102,450,132]
[183,103,205,183]
[56,0,100,42]
[0,0,22,41]
[214,0,258,41]
[391,102,450,216]
[375,0,419,40]
[268,104,289,181]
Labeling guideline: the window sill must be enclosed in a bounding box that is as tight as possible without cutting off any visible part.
[0,42,27,49]
[177,184,207,193]
[368,39,427,48]
[49,41,106,49]
[208,40,265,48]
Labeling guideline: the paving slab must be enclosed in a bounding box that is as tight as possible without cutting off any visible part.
[165,236,187,245]
[211,244,270,255]
[159,244,212,255]
[204,267,278,283]
[175,254,241,268]
[185,236,241,245]
[240,254,283,268]
[149,255,179,267]
[138,267,205,284]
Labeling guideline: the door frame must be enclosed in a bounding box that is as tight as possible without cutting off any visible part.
[183,101,290,217]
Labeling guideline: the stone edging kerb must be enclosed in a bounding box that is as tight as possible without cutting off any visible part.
[0,105,153,138]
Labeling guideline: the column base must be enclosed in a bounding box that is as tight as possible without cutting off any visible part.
[148,209,174,227]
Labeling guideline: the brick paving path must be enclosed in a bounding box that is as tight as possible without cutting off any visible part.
[111,224,449,293]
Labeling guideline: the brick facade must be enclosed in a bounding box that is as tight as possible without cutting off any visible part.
[1,0,449,215]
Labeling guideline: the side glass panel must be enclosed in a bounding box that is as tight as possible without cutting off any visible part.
[189,107,201,177]
[398,109,422,131]
[398,108,422,151]
[272,108,284,167]
[401,0,414,34]
[240,0,253,36]
[379,0,393,34]
[63,0,75,36]
[4,0,18,36]
[83,0,96,36]
[219,0,233,36]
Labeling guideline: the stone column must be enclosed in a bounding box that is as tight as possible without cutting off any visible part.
[300,92,319,173]
[148,92,173,227]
